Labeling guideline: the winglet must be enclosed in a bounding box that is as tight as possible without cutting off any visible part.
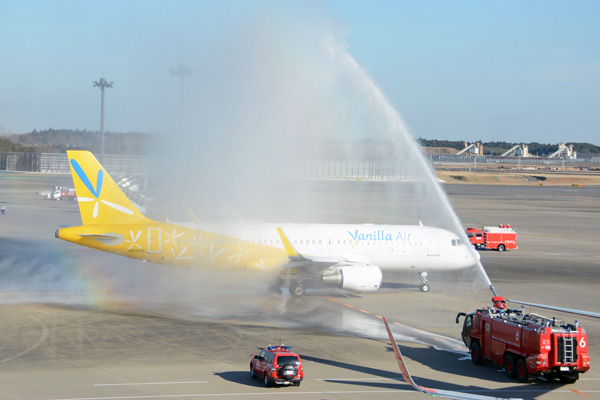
[276,227,304,260]
[382,317,521,400]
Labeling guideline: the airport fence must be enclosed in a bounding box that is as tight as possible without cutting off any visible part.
[1,152,598,179]
[0,152,151,175]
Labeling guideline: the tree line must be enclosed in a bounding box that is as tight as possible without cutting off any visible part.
[4,128,156,155]
[1,129,599,157]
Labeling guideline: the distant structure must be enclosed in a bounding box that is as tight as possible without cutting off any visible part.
[170,64,193,134]
[548,142,577,159]
[456,141,483,156]
[500,144,530,157]
[93,77,114,163]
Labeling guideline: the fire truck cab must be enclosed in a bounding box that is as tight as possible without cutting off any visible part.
[457,297,590,383]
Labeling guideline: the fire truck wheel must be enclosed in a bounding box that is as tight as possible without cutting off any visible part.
[516,358,529,382]
[470,341,483,365]
[498,244,505,251]
[292,380,301,386]
[504,354,517,378]
[559,373,578,384]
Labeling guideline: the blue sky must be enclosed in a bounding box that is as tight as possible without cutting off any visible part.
[1,0,598,144]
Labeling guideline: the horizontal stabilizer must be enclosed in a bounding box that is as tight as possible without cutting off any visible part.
[382,317,522,400]
[79,233,124,246]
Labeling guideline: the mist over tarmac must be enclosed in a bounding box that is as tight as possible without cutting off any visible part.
[140,11,491,320]
[2,7,490,336]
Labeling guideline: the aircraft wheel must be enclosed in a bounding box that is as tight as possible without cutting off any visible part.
[516,358,529,383]
[504,354,517,378]
[290,284,305,297]
[419,284,430,292]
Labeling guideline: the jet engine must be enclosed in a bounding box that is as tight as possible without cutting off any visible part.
[321,265,382,292]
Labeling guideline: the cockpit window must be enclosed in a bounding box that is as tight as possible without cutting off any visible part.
[451,239,464,246]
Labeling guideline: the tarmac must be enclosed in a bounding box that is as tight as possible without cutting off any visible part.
[0,172,599,400]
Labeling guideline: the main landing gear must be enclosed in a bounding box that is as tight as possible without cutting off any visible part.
[289,279,319,297]
[419,272,430,292]
[289,283,305,297]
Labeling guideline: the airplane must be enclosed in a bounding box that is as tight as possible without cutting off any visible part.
[55,151,478,296]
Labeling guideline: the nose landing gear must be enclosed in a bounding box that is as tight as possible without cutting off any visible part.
[419,272,430,292]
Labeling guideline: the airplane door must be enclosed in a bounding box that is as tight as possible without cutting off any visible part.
[148,228,162,254]
[426,231,439,256]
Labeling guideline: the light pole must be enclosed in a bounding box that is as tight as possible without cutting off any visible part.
[93,77,114,163]
[169,64,193,134]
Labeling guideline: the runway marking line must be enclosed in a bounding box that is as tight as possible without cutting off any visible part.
[51,389,600,400]
[94,381,207,386]
[315,377,405,381]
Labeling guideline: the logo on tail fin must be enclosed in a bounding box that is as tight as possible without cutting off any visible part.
[71,159,134,219]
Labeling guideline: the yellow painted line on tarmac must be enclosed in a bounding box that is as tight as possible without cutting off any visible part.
[329,298,339,302]
[359,309,370,314]
[375,315,383,319]
[344,303,354,308]
[413,329,425,334]
[394,322,405,327]
[433,337,447,343]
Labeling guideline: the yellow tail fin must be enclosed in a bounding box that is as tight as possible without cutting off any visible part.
[67,151,147,225]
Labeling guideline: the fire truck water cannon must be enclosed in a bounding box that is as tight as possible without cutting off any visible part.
[456,297,590,383]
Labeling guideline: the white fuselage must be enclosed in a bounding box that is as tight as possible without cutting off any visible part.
[192,221,476,272]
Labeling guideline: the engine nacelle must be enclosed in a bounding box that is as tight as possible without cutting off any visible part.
[322,265,382,292]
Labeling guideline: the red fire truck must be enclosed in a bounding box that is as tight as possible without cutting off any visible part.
[250,345,304,387]
[466,225,517,251]
[456,297,590,383]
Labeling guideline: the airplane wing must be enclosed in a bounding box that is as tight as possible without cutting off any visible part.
[276,227,369,271]
[507,299,600,319]
[382,317,522,400]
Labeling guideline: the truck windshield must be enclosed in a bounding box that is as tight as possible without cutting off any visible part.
[277,356,299,366]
